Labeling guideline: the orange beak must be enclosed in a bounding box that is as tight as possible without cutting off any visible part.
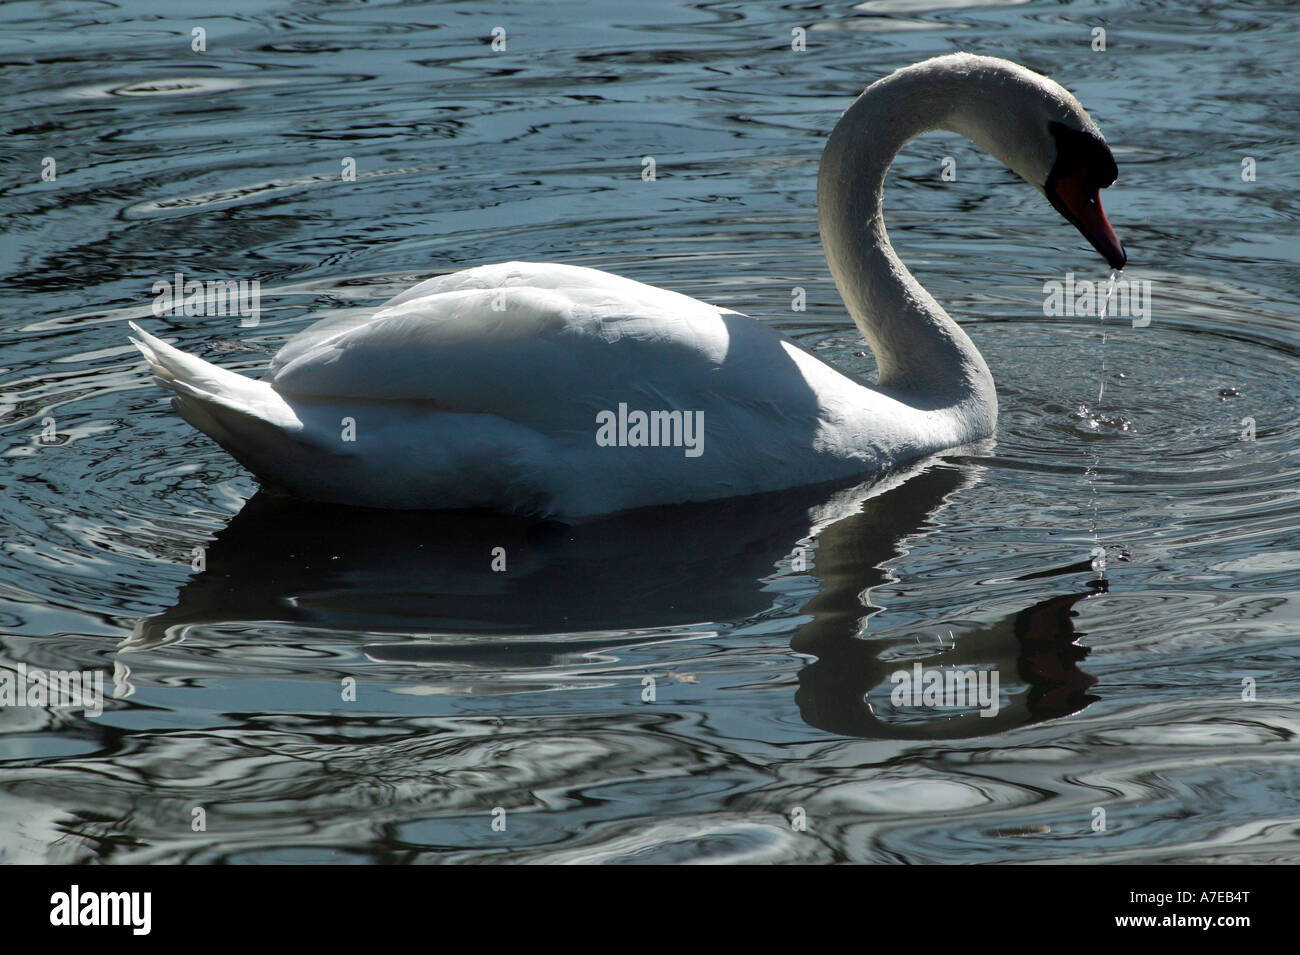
[1047,169,1126,270]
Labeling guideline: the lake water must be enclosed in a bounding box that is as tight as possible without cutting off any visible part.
[2,0,1299,863]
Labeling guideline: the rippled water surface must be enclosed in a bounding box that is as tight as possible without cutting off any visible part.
[2,0,1299,863]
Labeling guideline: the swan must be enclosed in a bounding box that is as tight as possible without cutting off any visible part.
[130,53,1125,518]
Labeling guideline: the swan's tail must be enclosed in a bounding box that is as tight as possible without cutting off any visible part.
[128,322,303,468]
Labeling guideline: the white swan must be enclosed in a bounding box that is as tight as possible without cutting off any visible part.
[131,53,1125,518]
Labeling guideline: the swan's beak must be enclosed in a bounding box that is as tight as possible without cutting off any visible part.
[1046,170,1127,270]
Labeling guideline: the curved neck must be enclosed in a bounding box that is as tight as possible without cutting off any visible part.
[817,66,995,419]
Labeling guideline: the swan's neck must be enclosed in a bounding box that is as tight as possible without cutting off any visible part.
[818,67,996,423]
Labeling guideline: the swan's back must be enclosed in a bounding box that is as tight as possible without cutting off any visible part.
[133,262,907,516]
[268,262,741,437]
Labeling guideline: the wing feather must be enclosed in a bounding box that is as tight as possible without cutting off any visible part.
[267,262,737,435]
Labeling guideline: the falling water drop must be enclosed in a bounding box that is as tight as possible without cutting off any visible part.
[1083,270,1120,582]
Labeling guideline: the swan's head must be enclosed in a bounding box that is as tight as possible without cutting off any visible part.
[940,54,1127,269]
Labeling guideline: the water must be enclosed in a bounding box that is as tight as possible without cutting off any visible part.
[2,0,1299,863]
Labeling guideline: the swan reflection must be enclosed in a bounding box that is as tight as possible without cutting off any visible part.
[129,459,1098,738]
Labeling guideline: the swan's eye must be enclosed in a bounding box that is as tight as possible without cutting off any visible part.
[1047,121,1117,188]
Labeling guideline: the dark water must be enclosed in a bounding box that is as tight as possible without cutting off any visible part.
[2,0,1299,863]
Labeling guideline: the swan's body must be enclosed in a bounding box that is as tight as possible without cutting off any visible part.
[131,53,1124,518]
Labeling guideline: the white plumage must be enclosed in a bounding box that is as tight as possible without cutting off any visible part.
[131,261,934,515]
